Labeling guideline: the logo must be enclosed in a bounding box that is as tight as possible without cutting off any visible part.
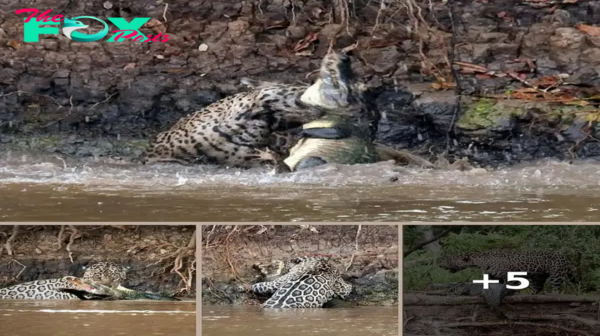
[63,17,108,42]
[16,9,169,43]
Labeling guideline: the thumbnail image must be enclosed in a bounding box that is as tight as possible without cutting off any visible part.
[202,224,399,336]
[403,225,600,336]
[0,224,196,335]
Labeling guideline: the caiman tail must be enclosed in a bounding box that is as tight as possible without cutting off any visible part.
[374,144,435,168]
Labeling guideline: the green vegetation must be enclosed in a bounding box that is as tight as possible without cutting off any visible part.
[403,225,600,294]
[456,98,596,132]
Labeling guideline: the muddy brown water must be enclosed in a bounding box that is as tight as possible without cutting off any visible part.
[2,154,600,221]
[202,305,398,336]
[0,300,196,336]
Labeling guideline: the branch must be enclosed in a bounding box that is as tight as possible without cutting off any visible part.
[403,226,454,258]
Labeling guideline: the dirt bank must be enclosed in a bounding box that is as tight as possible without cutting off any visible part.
[1,0,599,167]
[201,225,399,306]
[0,225,196,298]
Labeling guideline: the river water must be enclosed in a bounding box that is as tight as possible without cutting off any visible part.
[0,300,196,336]
[2,153,600,221]
[202,305,398,336]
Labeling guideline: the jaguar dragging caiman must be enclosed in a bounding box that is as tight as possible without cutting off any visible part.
[140,51,430,172]
[0,261,173,301]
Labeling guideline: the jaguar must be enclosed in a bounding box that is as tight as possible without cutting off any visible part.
[61,277,180,301]
[139,73,328,167]
[251,256,353,308]
[0,261,128,300]
[438,250,577,294]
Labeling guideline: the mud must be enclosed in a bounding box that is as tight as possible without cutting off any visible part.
[1,0,599,167]
[200,225,399,307]
[0,225,197,298]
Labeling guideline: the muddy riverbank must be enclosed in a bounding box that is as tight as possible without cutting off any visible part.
[1,0,599,168]
[201,225,399,306]
[0,225,196,298]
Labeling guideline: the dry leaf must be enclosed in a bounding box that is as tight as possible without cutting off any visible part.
[565,100,589,107]
[576,24,600,37]
[146,18,167,34]
[341,42,358,53]
[7,40,21,50]
[292,32,318,52]
[123,63,136,71]
[431,81,457,90]
[295,50,314,56]
[454,61,488,73]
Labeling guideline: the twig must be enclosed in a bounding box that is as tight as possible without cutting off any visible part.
[345,224,362,272]
[44,95,73,128]
[224,226,244,283]
[162,3,168,23]
[90,92,117,110]
[370,0,386,38]
[204,225,217,249]
[66,225,81,263]
[8,259,26,279]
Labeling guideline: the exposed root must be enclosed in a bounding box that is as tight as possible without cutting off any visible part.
[147,228,197,294]
[224,226,244,283]
[345,224,362,272]
[204,225,218,249]
[66,225,82,263]
[56,225,65,251]
[5,225,19,256]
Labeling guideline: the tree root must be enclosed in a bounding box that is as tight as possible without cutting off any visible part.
[4,225,19,256]
[66,225,82,263]
[56,225,65,251]
[345,224,362,272]
[148,228,197,294]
